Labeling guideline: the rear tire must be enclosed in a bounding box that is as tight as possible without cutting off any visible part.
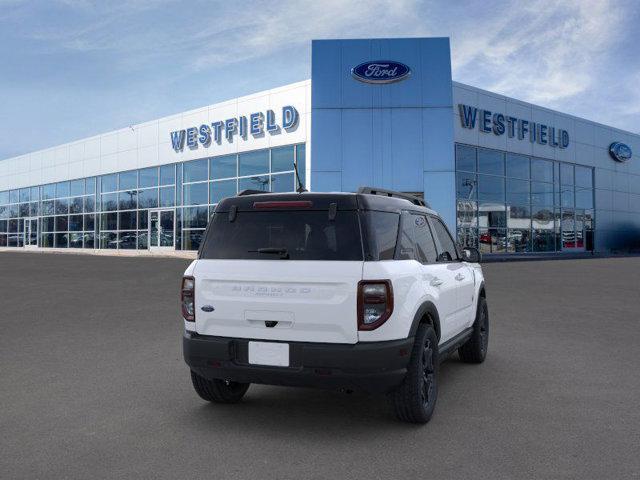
[458,296,489,364]
[390,323,438,424]
[190,370,250,403]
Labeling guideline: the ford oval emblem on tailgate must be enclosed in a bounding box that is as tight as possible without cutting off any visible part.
[201,305,215,312]
[351,60,411,84]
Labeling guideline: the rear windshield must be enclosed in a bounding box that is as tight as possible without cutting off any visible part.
[199,210,363,261]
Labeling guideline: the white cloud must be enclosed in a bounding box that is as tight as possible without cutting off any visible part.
[5,0,639,131]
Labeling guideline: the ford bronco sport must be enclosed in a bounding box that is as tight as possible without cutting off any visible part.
[182,187,488,423]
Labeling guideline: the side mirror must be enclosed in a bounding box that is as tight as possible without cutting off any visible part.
[462,247,482,263]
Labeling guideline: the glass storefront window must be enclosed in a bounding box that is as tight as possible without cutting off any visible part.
[575,166,593,188]
[270,173,294,193]
[560,164,574,185]
[531,158,553,183]
[271,146,295,173]
[506,178,530,205]
[1,144,304,251]
[183,183,208,205]
[101,174,117,193]
[456,172,477,200]
[138,189,158,209]
[506,154,529,179]
[456,144,476,172]
[183,159,208,183]
[479,228,506,254]
[210,179,237,204]
[210,155,237,180]
[239,175,269,192]
[478,174,505,203]
[55,182,70,198]
[160,165,175,186]
[139,167,158,188]
[119,171,137,190]
[456,144,594,253]
[531,182,554,206]
[478,148,504,176]
[70,179,84,196]
[239,150,269,176]
[159,187,175,207]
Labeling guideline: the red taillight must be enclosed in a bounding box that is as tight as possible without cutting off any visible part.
[253,201,313,209]
[357,280,393,331]
[181,276,195,322]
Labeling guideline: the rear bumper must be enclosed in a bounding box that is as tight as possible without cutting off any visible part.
[183,331,414,394]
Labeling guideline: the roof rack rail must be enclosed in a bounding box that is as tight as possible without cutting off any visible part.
[237,189,268,196]
[357,187,429,208]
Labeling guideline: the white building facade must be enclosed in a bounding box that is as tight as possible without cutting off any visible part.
[1,38,638,256]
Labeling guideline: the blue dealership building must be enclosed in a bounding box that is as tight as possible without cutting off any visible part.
[1,37,639,255]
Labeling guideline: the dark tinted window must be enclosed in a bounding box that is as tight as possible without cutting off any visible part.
[200,210,362,261]
[396,213,416,260]
[429,217,458,261]
[412,214,438,263]
[362,211,399,261]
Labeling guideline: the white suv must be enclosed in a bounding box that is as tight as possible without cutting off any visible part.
[181,187,488,423]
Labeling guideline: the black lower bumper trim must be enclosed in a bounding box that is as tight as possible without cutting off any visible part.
[183,332,414,394]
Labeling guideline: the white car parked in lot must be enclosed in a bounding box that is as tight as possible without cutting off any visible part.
[181,187,489,423]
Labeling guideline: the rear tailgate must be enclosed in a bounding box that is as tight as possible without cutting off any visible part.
[194,260,362,344]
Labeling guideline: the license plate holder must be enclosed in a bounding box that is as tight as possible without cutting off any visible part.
[248,341,290,367]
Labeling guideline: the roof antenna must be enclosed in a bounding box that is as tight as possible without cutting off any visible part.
[293,160,307,193]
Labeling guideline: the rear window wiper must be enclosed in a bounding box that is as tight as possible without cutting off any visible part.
[248,247,290,259]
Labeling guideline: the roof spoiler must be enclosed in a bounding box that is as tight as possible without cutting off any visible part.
[357,187,429,208]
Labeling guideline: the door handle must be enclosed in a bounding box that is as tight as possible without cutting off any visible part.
[455,273,465,281]
[430,278,444,287]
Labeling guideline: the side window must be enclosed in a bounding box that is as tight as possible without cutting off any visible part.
[429,217,459,262]
[396,212,416,260]
[412,214,438,263]
[362,211,400,261]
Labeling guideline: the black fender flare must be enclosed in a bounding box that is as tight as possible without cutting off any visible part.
[478,280,486,298]
[408,301,442,342]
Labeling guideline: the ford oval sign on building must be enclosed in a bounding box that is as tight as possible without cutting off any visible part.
[351,61,411,84]
[609,142,632,162]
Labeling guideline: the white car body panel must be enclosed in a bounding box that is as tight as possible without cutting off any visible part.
[192,259,363,344]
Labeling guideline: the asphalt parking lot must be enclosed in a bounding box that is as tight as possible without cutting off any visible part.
[1,252,639,479]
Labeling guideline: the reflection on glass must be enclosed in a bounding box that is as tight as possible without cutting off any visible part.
[531,182,554,206]
[160,165,175,186]
[55,233,68,248]
[271,146,295,173]
[478,201,506,229]
[101,174,117,193]
[138,189,158,209]
[456,172,476,199]
[210,179,237,204]
[531,158,553,183]
[183,183,208,205]
[139,167,158,188]
[270,173,294,193]
[210,155,237,180]
[507,229,531,252]
[478,148,504,175]
[456,144,476,172]
[69,233,83,248]
[183,230,204,250]
[119,171,137,190]
[478,228,506,254]
[239,150,269,176]
[506,178,529,204]
[119,231,138,249]
[561,209,576,249]
[183,159,208,183]
[478,175,505,202]
[506,154,529,179]
[239,175,269,192]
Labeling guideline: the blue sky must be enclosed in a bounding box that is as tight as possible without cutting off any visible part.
[1,0,638,159]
